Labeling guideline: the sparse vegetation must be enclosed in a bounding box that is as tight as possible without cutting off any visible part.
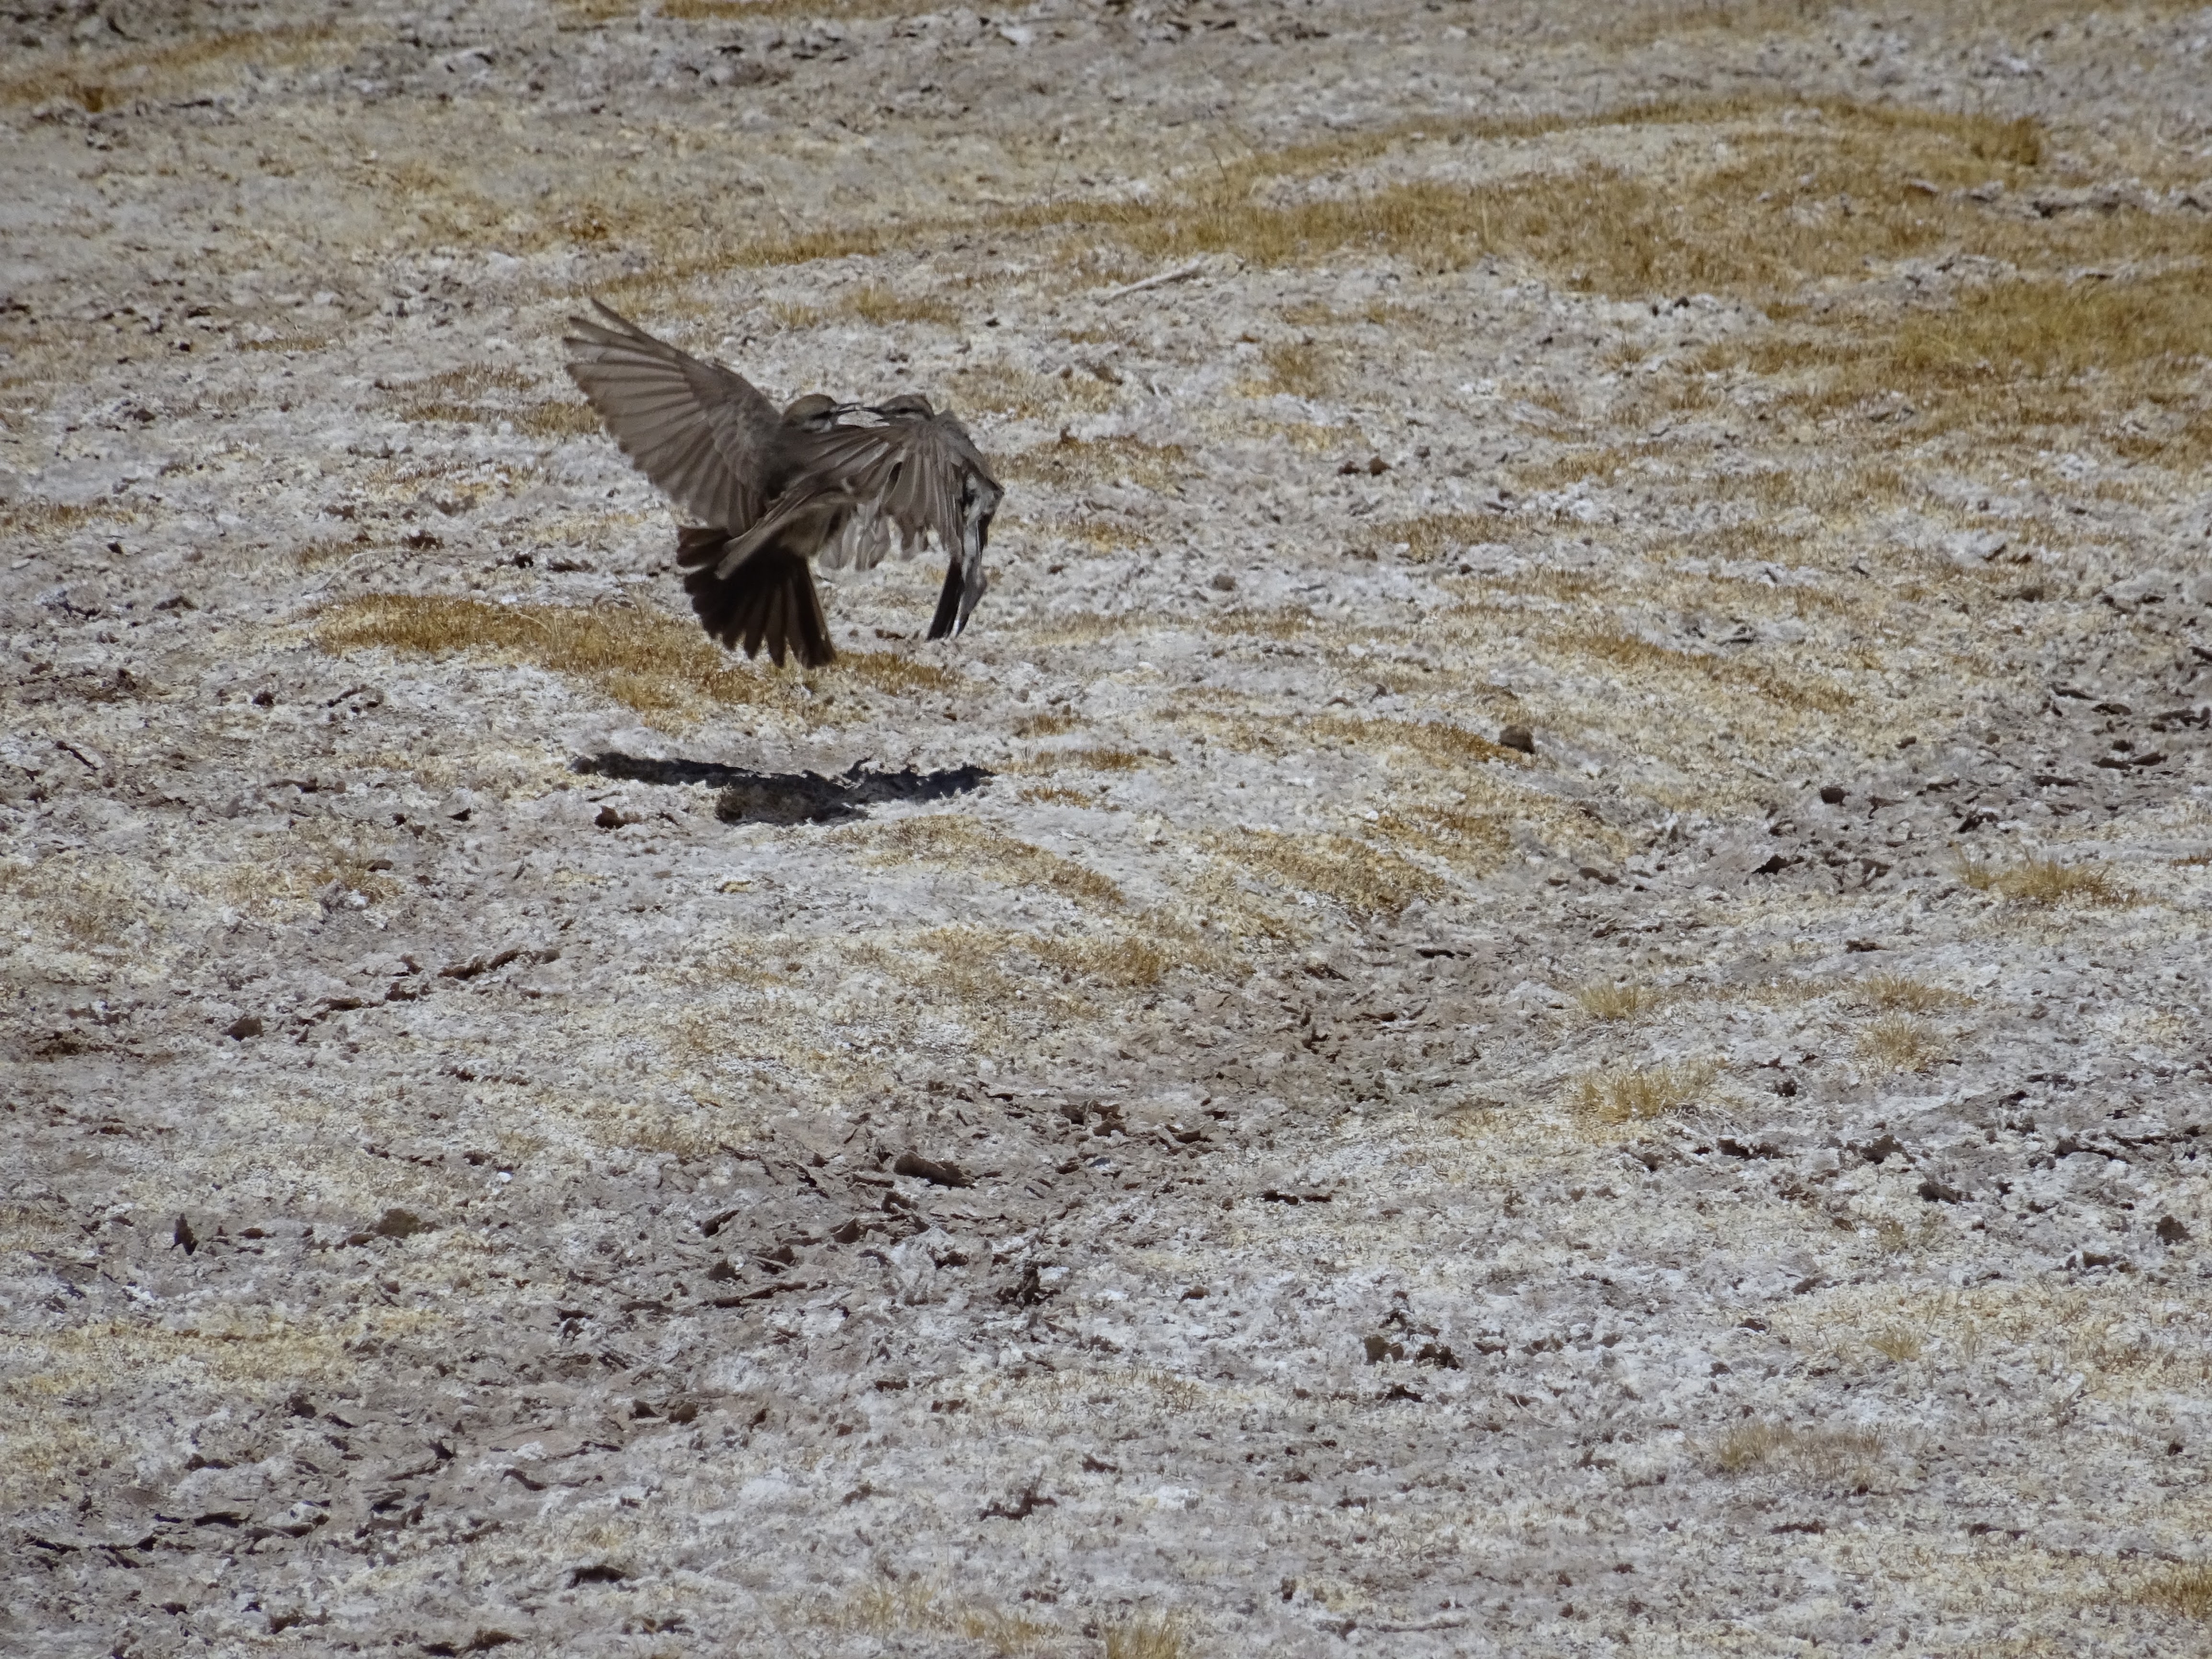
[1030,931,1180,989]
[1104,1613,1191,1659]
[819,1579,1056,1654]
[316,593,802,716]
[846,284,958,326]
[1867,1325,1925,1363]
[1858,975,1964,1012]
[1858,1015,1946,1074]
[1713,1420,1886,1489]
[1572,1061,1712,1124]
[1956,853,2131,906]
[1579,982,1658,1021]
[1013,710,1080,739]
[1555,627,1854,716]
[1004,436,1191,491]
[1221,830,1445,916]
[2135,1564,2212,1621]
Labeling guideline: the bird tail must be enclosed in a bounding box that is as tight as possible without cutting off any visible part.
[677,527,834,670]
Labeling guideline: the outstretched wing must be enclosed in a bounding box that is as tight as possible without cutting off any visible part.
[712,407,1002,638]
[561,301,784,534]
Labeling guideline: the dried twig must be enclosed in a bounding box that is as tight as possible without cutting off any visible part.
[1099,260,1205,301]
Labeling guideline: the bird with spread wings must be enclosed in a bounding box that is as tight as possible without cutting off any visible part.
[562,301,1003,669]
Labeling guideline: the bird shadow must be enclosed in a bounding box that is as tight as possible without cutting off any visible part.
[570,751,992,826]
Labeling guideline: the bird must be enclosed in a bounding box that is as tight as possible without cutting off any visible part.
[561,301,1003,670]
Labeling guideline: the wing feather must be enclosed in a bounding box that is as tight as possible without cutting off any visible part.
[562,301,783,533]
[773,411,999,573]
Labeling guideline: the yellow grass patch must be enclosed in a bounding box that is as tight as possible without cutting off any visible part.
[1104,1614,1193,1659]
[1018,746,1154,774]
[1858,974,1966,1012]
[1571,1061,1713,1125]
[1555,626,1854,716]
[839,651,962,697]
[1305,716,1528,769]
[1003,435,1193,491]
[1372,511,1512,563]
[1366,807,1515,874]
[1578,982,1659,1021]
[809,1578,1058,1654]
[1029,931,1182,989]
[0,20,347,108]
[1957,853,2132,906]
[1706,273,2212,453]
[315,593,795,716]
[1219,830,1443,916]
[1712,1420,1886,1489]
[1858,1014,1947,1074]
[845,283,959,326]
[2133,1564,2212,1621]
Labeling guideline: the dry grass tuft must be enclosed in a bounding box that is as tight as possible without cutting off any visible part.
[1029,932,1182,989]
[1255,340,1333,398]
[1021,747,1154,774]
[847,284,959,326]
[315,593,791,715]
[0,20,346,108]
[1572,1061,1711,1125]
[1374,511,1512,563]
[512,401,604,439]
[1957,854,2132,906]
[1004,435,1192,491]
[1013,710,1080,739]
[1579,982,1658,1022]
[820,1579,1056,1654]
[1858,974,1965,1012]
[1710,273,2212,452]
[1867,1325,1925,1363]
[2135,1564,2212,1621]
[839,651,962,697]
[0,499,137,538]
[1366,807,1515,873]
[1104,1614,1191,1659]
[1713,1420,1886,1489]
[1306,716,1528,769]
[1558,627,1853,715]
[1222,830,1444,916]
[1858,1014,1947,1074]
[1016,784,1093,807]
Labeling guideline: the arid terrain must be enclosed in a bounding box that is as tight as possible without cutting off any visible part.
[5,0,2212,1653]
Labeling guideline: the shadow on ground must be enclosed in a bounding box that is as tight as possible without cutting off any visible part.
[570,751,993,825]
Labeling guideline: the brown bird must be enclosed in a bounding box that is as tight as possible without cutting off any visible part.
[562,301,1003,669]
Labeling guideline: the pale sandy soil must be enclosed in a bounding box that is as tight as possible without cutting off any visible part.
[5,1,2212,1654]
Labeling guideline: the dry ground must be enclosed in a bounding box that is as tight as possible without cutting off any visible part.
[5,0,2212,1653]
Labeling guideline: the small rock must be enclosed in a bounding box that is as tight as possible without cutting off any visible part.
[225,1014,263,1040]
[1819,785,1846,805]
[894,1151,970,1188]
[1498,724,1535,755]
[1209,572,1236,592]
[2157,1215,2191,1246]
[368,1207,429,1239]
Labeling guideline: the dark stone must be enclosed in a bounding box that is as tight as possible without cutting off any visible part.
[1498,725,1535,755]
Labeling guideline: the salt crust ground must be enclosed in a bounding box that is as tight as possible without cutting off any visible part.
[4,1,2212,1654]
